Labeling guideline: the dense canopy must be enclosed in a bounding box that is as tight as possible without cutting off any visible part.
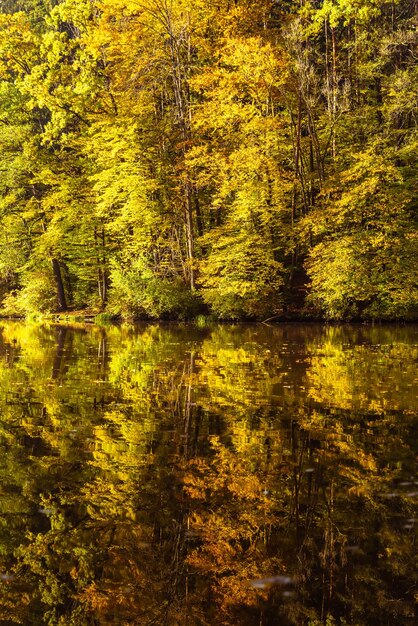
[0,0,417,320]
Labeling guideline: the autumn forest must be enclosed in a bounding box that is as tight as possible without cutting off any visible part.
[0,0,417,321]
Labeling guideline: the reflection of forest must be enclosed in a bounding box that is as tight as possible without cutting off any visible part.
[0,322,416,625]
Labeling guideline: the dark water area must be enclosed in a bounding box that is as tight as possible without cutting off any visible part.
[0,322,416,625]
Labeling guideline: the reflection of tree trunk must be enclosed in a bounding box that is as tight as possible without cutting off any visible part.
[328,480,335,607]
[93,331,108,410]
[321,479,335,622]
[52,258,67,311]
[52,326,67,380]
[291,420,301,547]
[183,351,194,458]
[192,405,202,457]
[97,330,108,380]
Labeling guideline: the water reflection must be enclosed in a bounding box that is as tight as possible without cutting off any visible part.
[0,322,416,625]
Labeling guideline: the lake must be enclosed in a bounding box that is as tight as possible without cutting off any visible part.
[0,322,416,625]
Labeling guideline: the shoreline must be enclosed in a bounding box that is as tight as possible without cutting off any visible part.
[0,312,417,326]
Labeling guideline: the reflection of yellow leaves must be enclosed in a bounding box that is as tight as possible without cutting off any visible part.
[348,485,369,497]
[306,340,417,412]
[183,437,282,615]
[82,582,110,612]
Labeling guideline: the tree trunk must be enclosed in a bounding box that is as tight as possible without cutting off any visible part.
[52,258,67,312]
[185,183,195,291]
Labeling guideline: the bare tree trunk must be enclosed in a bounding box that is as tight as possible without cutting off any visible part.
[185,184,195,291]
[40,215,67,312]
[52,258,67,311]
[94,225,108,306]
[331,26,337,158]
[100,225,108,304]
[163,1,196,292]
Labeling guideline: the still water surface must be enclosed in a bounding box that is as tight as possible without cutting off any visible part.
[0,322,416,625]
